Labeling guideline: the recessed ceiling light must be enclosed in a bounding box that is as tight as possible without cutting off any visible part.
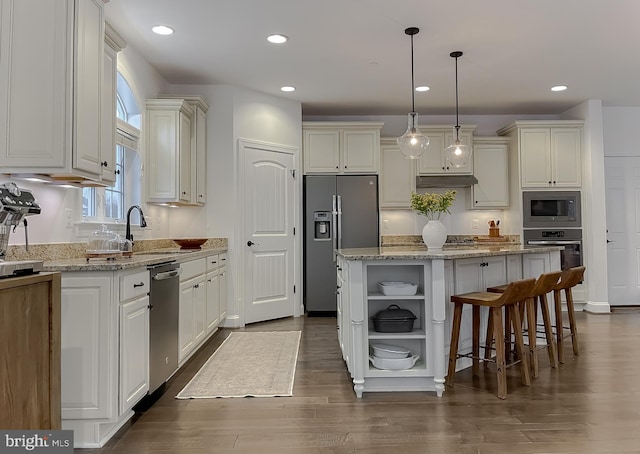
[152,25,174,35]
[280,86,295,92]
[415,86,430,92]
[551,85,567,92]
[267,34,288,44]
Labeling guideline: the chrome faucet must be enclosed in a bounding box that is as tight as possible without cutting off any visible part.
[125,205,147,243]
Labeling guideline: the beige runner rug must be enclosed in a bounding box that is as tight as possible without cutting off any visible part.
[176,331,301,399]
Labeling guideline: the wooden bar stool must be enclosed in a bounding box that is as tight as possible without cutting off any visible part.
[446,278,536,399]
[553,266,585,363]
[486,271,562,377]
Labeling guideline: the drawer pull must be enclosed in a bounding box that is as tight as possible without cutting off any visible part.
[133,282,145,288]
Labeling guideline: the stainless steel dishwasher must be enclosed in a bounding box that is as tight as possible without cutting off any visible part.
[148,261,181,393]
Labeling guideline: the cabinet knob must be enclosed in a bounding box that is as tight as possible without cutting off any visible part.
[548,181,552,185]
[194,283,200,289]
[182,191,187,195]
[553,181,556,184]
[101,161,108,167]
[115,169,121,175]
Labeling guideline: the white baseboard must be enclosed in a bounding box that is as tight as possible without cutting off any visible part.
[583,300,611,314]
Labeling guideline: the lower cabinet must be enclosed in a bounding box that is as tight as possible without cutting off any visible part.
[179,271,206,363]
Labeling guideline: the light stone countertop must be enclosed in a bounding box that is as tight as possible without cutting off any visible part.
[336,245,563,261]
[42,246,227,272]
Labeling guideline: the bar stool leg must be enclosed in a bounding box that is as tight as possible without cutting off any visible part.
[491,307,507,399]
[539,293,558,368]
[509,304,531,387]
[565,288,580,356]
[484,309,494,369]
[472,305,480,377]
[554,289,565,364]
[446,303,463,388]
[525,296,538,378]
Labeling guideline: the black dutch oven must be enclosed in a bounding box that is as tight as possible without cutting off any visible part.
[371,304,417,333]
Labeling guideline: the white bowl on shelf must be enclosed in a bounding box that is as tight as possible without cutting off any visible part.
[378,282,418,296]
[370,343,411,359]
[369,355,420,370]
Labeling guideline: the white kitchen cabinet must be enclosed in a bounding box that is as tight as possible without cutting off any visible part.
[471,137,510,208]
[379,139,416,209]
[146,99,195,205]
[497,121,583,189]
[303,122,383,174]
[417,126,475,175]
[118,269,149,416]
[100,23,126,184]
[60,273,113,421]
[0,0,112,184]
[179,271,207,363]
[204,252,228,333]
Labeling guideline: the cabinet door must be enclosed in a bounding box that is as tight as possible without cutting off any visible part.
[303,129,340,173]
[194,105,207,205]
[520,128,552,188]
[444,130,473,174]
[417,132,446,174]
[472,143,509,208]
[73,0,105,176]
[552,128,582,187]
[147,109,179,201]
[219,267,227,321]
[0,0,69,168]
[101,40,117,184]
[60,274,112,420]
[482,256,507,289]
[341,130,379,172]
[453,257,483,294]
[119,295,149,415]
[193,276,207,345]
[179,279,195,361]
[523,252,551,278]
[206,270,220,333]
[380,143,415,208]
[178,112,192,203]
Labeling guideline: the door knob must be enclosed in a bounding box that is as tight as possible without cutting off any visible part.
[607,239,614,243]
[247,241,259,246]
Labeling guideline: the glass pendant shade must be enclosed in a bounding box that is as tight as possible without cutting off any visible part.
[398,112,429,159]
[445,137,471,168]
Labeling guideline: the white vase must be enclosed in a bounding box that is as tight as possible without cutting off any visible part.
[422,220,447,250]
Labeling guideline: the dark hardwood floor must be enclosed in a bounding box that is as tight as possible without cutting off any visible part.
[77,312,640,453]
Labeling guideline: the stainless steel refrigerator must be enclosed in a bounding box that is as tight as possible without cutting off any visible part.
[304,175,379,313]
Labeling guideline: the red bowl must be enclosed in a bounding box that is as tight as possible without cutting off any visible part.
[173,238,208,249]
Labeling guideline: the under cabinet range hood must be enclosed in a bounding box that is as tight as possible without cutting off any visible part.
[416,175,478,188]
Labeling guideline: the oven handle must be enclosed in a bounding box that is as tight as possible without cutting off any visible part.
[153,269,182,280]
[527,240,581,245]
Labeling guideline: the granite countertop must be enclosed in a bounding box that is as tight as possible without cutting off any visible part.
[336,245,563,261]
[42,246,227,272]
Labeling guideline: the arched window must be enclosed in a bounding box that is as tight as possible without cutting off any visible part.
[83,71,142,221]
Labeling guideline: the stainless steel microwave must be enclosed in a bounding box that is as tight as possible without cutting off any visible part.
[522,191,581,228]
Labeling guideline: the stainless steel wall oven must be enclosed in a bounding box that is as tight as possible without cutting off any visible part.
[523,229,582,270]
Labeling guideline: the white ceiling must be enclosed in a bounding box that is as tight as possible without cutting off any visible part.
[105,0,640,116]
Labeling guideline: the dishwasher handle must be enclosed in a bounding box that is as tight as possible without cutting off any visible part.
[527,240,581,245]
[153,269,182,280]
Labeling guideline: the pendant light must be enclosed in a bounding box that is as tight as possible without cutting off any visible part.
[397,27,429,159]
[444,51,471,167]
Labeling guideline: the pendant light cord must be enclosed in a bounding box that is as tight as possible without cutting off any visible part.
[454,55,459,129]
[410,34,415,113]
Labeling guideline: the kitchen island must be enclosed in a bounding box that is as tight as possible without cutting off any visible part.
[335,245,562,398]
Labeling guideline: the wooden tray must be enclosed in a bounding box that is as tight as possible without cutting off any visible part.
[474,236,507,242]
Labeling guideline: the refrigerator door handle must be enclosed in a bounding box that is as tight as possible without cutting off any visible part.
[332,194,338,262]
[337,195,343,250]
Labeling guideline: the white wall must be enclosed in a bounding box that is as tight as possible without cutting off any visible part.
[603,107,640,157]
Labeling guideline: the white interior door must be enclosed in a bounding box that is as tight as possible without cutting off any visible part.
[605,156,640,306]
[241,140,296,324]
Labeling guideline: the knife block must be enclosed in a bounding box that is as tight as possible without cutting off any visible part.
[489,227,500,238]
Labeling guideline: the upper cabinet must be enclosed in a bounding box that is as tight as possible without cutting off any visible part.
[416,126,476,175]
[0,0,114,185]
[379,138,416,209]
[146,96,208,206]
[471,137,510,208]
[303,122,383,174]
[497,121,583,189]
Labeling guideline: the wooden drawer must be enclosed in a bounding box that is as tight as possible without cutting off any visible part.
[120,270,149,302]
[180,258,206,281]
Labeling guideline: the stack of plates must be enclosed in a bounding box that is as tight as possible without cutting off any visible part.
[369,343,419,370]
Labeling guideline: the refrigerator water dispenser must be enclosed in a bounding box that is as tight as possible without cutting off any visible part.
[314,211,331,240]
